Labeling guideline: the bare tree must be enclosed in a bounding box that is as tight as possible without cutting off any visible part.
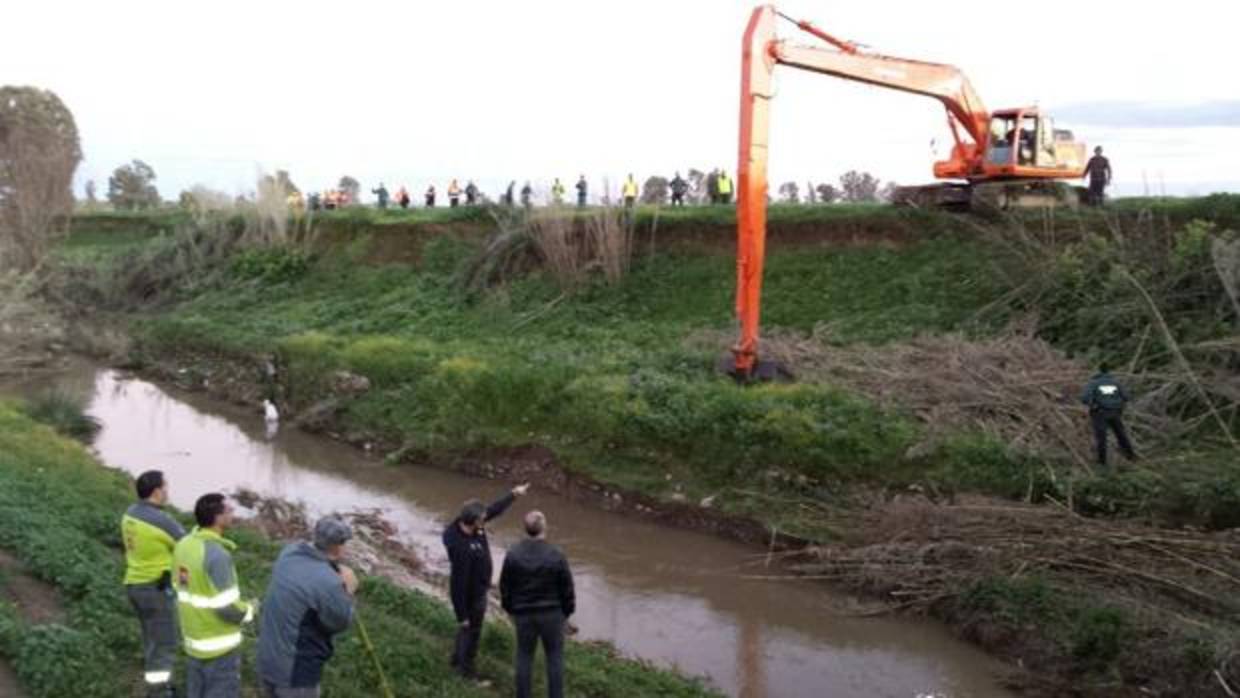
[641,176,669,205]
[0,86,82,272]
[778,181,800,204]
[260,169,299,197]
[687,168,707,204]
[879,181,900,203]
[107,159,160,210]
[178,184,233,214]
[84,180,98,209]
[816,183,840,204]
[337,175,360,205]
[839,170,881,202]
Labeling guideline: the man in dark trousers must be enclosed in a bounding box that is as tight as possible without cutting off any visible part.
[122,470,186,698]
[257,516,357,697]
[1082,146,1112,206]
[669,172,688,207]
[500,511,575,698]
[575,175,588,207]
[1081,362,1137,469]
[442,483,529,683]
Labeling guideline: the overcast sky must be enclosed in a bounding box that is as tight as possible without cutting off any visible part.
[4,0,1237,201]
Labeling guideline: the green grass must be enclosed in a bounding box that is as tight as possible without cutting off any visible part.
[17,392,101,443]
[131,230,1005,538]
[72,198,1240,535]
[0,404,719,698]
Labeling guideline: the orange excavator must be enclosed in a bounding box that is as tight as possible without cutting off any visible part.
[728,6,1088,380]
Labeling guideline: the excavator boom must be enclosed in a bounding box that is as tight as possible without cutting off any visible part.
[730,5,1085,378]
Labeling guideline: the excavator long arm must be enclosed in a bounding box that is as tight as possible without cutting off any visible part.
[732,5,990,378]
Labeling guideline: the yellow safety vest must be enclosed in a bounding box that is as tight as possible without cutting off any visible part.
[122,503,183,585]
[622,179,639,198]
[173,528,253,659]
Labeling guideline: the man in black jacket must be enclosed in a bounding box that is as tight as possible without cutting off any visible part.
[500,511,575,698]
[442,483,528,682]
[1081,362,1137,469]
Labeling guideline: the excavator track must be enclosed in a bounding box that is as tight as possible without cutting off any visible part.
[893,180,1085,210]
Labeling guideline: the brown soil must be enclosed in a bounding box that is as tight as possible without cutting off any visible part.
[0,659,24,698]
[0,548,65,625]
[313,220,493,266]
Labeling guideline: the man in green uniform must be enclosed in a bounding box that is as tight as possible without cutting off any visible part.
[123,470,186,697]
[173,493,258,698]
[1080,363,1137,470]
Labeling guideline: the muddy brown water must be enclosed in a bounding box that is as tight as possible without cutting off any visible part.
[9,364,1017,698]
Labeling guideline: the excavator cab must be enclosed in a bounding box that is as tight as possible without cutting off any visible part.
[982,108,1085,178]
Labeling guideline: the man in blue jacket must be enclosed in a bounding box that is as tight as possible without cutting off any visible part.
[1080,363,1137,469]
[257,516,357,697]
[442,483,528,683]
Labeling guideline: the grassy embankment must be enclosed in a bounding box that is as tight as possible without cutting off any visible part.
[0,403,719,698]
[89,205,1000,540]
[60,197,1240,694]
[66,198,1240,539]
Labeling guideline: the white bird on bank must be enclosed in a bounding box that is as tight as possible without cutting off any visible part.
[263,399,280,439]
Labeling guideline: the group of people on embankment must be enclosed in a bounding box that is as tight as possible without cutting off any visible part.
[124,471,572,698]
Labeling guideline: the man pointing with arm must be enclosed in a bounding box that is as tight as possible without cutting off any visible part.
[442,483,529,684]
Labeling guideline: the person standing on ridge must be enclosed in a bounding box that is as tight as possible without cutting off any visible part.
[621,174,639,210]
[122,470,186,698]
[448,179,462,208]
[465,180,479,205]
[550,178,566,205]
[1082,146,1112,206]
[1080,362,1137,470]
[575,175,588,207]
[425,184,437,208]
[443,483,530,684]
[371,183,389,209]
[706,168,720,204]
[521,182,534,210]
[716,169,734,204]
[173,493,257,698]
[670,172,688,207]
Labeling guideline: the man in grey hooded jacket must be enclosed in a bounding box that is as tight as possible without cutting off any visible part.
[257,516,358,697]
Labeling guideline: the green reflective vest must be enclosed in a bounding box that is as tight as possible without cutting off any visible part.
[717,175,733,195]
[173,528,253,659]
[122,503,183,585]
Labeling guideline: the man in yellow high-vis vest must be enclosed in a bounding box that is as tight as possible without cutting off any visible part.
[123,470,186,698]
[173,493,257,698]
[717,169,734,204]
[621,174,639,210]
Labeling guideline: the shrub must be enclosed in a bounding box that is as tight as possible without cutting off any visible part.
[231,247,310,283]
[19,392,100,443]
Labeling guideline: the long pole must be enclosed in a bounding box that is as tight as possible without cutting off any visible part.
[355,612,396,698]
